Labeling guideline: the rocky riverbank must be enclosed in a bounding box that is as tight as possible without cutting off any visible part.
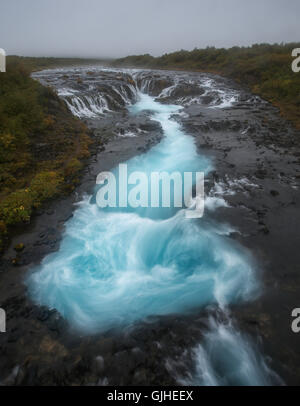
[0,67,299,385]
[172,76,300,384]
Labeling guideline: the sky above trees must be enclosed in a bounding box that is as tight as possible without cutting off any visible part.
[1,0,299,58]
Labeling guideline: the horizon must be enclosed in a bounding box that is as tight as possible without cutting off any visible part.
[7,41,300,60]
[1,0,299,58]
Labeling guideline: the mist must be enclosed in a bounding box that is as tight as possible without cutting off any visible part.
[1,0,299,58]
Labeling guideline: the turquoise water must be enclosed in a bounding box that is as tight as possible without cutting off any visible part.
[27,93,258,333]
[177,320,278,386]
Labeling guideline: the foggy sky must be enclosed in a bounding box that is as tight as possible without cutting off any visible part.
[1,0,299,58]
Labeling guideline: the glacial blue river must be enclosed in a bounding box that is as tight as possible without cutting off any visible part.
[27,85,276,385]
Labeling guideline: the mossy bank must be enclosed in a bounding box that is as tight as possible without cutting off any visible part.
[0,58,95,253]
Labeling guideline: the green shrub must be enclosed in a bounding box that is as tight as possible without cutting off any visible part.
[30,171,63,204]
[0,189,33,225]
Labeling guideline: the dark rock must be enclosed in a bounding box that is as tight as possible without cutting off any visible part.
[270,190,279,197]
[14,243,25,252]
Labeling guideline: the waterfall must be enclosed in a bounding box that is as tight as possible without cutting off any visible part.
[28,67,278,385]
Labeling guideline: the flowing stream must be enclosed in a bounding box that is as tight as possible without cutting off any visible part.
[28,68,279,385]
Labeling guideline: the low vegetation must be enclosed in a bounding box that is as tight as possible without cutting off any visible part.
[113,43,300,129]
[7,55,112,72]
[0,57,94,252]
